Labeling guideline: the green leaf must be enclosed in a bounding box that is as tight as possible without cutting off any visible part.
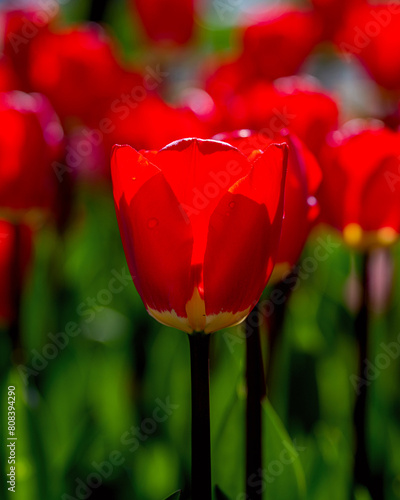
[213,385,245,498]
[163,490,181,500]
[215,485,231,499]
[262,397,307,500]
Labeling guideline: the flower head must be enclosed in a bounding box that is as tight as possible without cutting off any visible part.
[111,138,287,333]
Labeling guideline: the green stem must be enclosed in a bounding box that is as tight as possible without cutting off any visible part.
[9,223,22,358]
[245,305,265,499]
[353,251,384,499]
[265,271,298,393]
[189,333,211,500]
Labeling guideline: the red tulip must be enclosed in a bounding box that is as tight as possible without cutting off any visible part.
[28,24,128,128]
[131,0,194,45]
[318,121,400,248]
[214,130,322,280]
[311,0,366,40]
[0,220,32,324]
[272,77,340,158]
[105,95,208,154]
[241,7,322,81]
[0,57,20,92]
[335,3,400,90]
[206,75,339,158]
[111,138,287,333]
[0,91,63,216]
[2,3,55,92]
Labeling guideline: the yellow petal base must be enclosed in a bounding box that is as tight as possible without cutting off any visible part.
[343,223,398,250]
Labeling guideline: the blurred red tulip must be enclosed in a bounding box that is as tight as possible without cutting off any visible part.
[105,95,208,154]
[241,7,322,81]
[0,57,20,92]
[131,0,194,45]
[318,121,400,248]
[206,74,339,158]
[28,24,129,128]
[0,91,63,217]
[215,129,322,280]
[335,2,400,90]
[311,0,366,40]
[111,138,287,333]
[272,77,340,158]
[0,220,32,324]
[2,2,56,91]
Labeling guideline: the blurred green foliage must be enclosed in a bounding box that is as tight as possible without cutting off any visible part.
[1,180,400,500]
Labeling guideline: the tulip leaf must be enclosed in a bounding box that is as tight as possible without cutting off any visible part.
[162,490,181,500]
[213,384,246,498]
[214,387,307,499]
[215,485,231,499]
[262,397,307,500]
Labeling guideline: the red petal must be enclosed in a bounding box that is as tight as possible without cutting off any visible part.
[111,145,160,206]
[203,143,287,319]
[361,155,400,232]
[143,138,252,264]
[111,145,194,325]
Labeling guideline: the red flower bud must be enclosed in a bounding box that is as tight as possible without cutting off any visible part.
[318,121,400,248]
[28,24,126,128]
[111,138,287,333]
[0,91,63,218]
[335,3,400,90]
[242,7,322,81]
[131,0,194,45]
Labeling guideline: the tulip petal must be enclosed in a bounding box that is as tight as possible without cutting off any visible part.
[143,138,252,264]
[111,145,194,332]
[361,155,400,234]
[203,143,287,332]
[111,144,161,207]
[230,142,288,229]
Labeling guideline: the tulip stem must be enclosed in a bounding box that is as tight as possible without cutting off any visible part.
[88,0,110,22]
[189,333,211,500]
[9,223,23,357]
[245,305,265,500]
[265,271,298,393]
[353,251,384,499]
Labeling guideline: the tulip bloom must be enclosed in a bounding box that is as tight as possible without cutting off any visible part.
[335,3,400,90]
[111,138,287,333]
[0,57,20,92]
[28,24,128,128]
[2,4,55,92]
[241,7,322,81]
[205,72,339,158]
[318,122,400,249]
[272,77,340,158]
[0,91,63,216]
[131,0,194,45]
[105,96,208,154]
[311,0,366,41]
[215,130,322,280]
